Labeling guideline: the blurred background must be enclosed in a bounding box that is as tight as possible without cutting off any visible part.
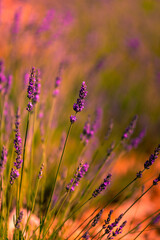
[1,0,160,239]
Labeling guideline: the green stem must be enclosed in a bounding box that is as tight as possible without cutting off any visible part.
[39,123,72,236]
[18,112,30,212]
[22,176,40,236]
[49,197,92,239]
[133,220,152,239]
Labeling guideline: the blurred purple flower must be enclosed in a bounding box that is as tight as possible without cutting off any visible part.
[122,115,138,140]
[15,211,23,229]
[126,38,140,51]
[11,8,22,36]
[66,162,89,192]
[36,9,55,34]
[0,146,7,175]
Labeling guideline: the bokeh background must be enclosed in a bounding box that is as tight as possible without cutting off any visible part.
[1,0,160,239]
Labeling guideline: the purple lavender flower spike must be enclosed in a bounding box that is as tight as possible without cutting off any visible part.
[82,231,90,239]
[107,221,127,239]
[70,81,87,122]
[13,108,23,169]
[10,168,19,185]
[80,117,94,144]
[122,115,138,140]
[66,162,89,192]
[103,210,114,229]
[0,146,7,175]
[52,63,63,97]
[73,81,87,113]
[92,174,111,198]
[152,213,160,224]
[70,115,77,124]
[11,8,21,36]
[91,209,104,227]
[15,211,23,229]
[144,144,160,170]
[153,174,160,185]
[33,69,41,104]
[105,213,124,234]
[27,67,36,100]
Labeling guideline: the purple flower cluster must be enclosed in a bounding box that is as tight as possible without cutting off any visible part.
[52,63,63,97]
[107,221,127,239]
[26,67,41,112]
[38,163,44,179]
[144,144,160,170]
[15,211,23,229]
[153,174,160,185]
[152,213,160,224]
[91,209,104,227]
[105,213,123,234]
[92,174,111,198]
[0,146,7,175]
[0,60,12,95]
[70,81,87,124]
[10,168,19,185]
[103,210,114,228]
[82,231,90,239]
[10,109,22,185]
[121,115,138,140]
[66,162,89,192]
[80,118,94,145]
[124,129,146,151]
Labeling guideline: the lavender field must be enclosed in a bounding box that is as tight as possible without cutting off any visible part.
[0,0,160,239]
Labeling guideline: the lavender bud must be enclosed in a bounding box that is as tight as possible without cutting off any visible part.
[0,146,7,174]
[144,144,160,170]
[10,168,19,185]
[122,115,138,140]
[92,174,112,198]
[70,115,77,124]
[92,209,104,227]
[15,211,23,229]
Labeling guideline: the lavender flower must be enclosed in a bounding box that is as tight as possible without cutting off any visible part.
[11,8,21,36]
[66,162,89,192]
[38,163,44,179]
[92,174,111,198]
[152,213,160,224]
[105,213,124,234]
[33,69,41,104]
[82,231,90,239]
[0,146,7,174]
[153,174,160,185]
[73,81,87,113]
[121,115,138,140]
[80,117,94,144]
[70,115,77,124]
[13,109,22,169]
[26,67,41,111]
[107,221,127,239]
[124,129,146,151]
[27,67,36,100]
[92,209,104,227]
[52,63,63,97]
[15,211,23,229]
[103,210,114,228]
[10,168,19,185]
[144,144,160,170]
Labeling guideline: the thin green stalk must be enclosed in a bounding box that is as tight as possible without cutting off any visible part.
[23,176,40,236]
[42,193,69,239]
[123,185,153,216]
[18,112,30,212]
[133,220,153,239]
[49,197,92,239]
[66,208,99,240]
[39,123,72,236]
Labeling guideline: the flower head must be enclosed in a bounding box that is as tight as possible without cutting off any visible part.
[15,211,23,229]
[92,174,112,198]
[121,115,138,140]
[144,144,160,170]
[66,162,89,192]
[0,146,7,174]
